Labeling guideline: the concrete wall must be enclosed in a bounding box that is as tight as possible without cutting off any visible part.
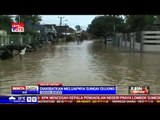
[0,30,7,35]
[0,35,32,46]
[126,41,130,47]
[135,42,141,51]
[144,45,160,51]
[121,41,129,47]
[116,31,160,52]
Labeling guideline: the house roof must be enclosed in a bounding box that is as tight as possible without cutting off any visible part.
[41,24,56,29]
[55,26,75,33]
[68,27,75,33]
[41,24,57,34]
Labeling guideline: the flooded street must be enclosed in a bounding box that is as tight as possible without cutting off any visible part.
[1,40,160,95]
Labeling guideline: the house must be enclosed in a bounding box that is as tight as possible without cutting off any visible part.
[41,24,57,42]
[41,24,57,35]
[67,27,76,34]
[54,26,76,41]
[55,25,75,37]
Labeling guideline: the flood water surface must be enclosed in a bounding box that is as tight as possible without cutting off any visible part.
[1,40,160,95]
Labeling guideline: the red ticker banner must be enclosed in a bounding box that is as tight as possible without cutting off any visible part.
[38,95,160,104]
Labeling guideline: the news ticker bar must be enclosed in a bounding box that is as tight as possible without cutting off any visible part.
[11,86,116,94]
[1,95,160,104]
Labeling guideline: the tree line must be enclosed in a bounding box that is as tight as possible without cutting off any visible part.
[87,15,160,38]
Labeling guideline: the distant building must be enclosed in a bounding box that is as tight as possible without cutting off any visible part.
[41,24,57,35]
[55,26,75,37]
[75,31,82,37]
[41,24,57,42]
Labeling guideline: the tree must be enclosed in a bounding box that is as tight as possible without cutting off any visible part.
[75,25,82,31]
[153,16,160,25]
[125,15,156,31]
[15,15,41,24]
[15,15,42,35]
[0,15,13,34]
[87,15,126,38]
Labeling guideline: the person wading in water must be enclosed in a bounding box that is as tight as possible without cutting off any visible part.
[19,47,26,61]
[13,46,27,61]
[48,35,53,47]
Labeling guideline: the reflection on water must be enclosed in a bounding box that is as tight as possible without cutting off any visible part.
[1,40,160,95]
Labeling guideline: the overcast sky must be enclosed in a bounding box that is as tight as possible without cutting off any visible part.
[40,15,98,30]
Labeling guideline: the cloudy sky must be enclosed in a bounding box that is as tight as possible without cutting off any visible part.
[40,15,98,30]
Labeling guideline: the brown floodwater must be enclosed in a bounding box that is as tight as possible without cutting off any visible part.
[1,40,160,95]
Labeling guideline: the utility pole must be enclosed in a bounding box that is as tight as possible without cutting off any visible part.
[113,25,116,46]
[18,15,23,45]
[58,16,64,26]
[64,20,68,36]
[19,15,21,36]
[64,20,68,41]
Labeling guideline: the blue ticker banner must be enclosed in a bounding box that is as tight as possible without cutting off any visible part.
[11,86,116,94]
[39,86,116,94]
[12,90,38,94]
[0,96,38,104]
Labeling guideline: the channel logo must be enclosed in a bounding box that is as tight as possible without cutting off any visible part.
[128,86,150,94]
[12,22,24,32]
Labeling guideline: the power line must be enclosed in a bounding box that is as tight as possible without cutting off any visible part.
[40,20,58,24]
[41,19,59,23]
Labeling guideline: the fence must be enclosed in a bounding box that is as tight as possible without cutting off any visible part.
[115,32,139,51]
[0,35,37,46]
[142,31,160,52]
[115,31,160,52]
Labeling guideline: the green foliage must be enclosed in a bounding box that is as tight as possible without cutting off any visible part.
[87,15,156,37]
[125,15,156,31]
[15,15,41,24]
[75,25,82,31]
[0,15,13,34]
[15,15,42,35]
[87,15,126,37]
[153,16,160,25]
